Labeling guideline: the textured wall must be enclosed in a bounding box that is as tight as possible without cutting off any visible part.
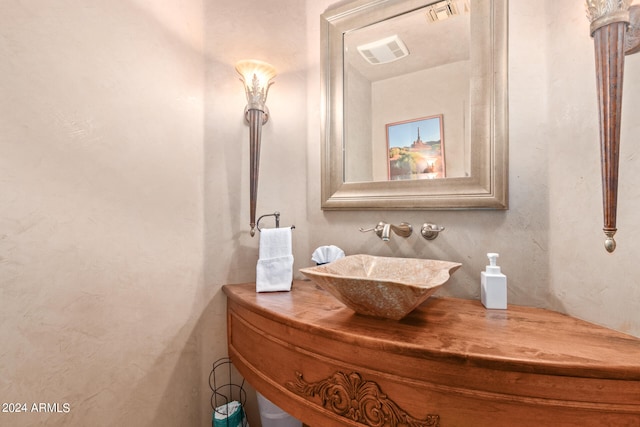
[0,1,205,425]
[543,1,640,335]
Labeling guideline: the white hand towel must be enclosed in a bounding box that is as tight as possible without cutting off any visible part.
[259,227,292,259]
[256,227,294,292]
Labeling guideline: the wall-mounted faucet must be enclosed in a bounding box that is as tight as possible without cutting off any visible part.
[359,222,413,241]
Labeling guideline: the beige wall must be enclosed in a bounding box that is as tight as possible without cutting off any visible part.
[1,1,639,426]
[344,67,373,182]
[0,1,207,425]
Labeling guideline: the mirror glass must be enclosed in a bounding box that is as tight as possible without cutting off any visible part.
[344,2,470,182]
[321,0,508,209]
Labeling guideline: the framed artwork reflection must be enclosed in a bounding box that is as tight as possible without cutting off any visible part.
[386,114,445,181]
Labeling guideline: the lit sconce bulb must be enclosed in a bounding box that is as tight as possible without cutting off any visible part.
[235,59,277,112]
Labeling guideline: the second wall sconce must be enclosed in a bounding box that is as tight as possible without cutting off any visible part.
[586,1,640,252]
[236,59,277,236]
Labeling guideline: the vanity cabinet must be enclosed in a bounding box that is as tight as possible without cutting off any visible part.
[223,281,640,426]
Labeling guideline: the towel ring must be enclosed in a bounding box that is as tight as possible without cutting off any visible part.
[256,211,295,232]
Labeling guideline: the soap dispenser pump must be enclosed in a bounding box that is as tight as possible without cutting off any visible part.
[481,253,507,309]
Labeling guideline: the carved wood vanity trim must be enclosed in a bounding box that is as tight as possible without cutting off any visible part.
[223,281,640,426]
[287,371,440,427]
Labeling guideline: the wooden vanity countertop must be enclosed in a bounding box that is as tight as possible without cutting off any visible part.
[223,280,640,381]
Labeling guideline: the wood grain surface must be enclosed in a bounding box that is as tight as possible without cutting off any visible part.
[223,281,640,426]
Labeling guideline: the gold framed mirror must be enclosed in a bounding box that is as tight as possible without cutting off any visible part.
[320,0,508,210]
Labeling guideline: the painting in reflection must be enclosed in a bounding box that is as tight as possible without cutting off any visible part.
[386,115,445,180]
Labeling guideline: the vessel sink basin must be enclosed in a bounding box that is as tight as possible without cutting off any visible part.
[299,254,462,320]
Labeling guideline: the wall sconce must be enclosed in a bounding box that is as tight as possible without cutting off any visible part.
[236,59,277,237]
[586,1,640,252]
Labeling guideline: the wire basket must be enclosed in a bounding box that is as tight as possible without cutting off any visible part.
[209,357,247,427]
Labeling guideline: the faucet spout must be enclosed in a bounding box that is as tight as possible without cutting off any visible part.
[381,223,391,241]
[390,222,413,238]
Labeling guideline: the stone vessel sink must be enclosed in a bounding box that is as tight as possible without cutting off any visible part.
[299,254,462,320]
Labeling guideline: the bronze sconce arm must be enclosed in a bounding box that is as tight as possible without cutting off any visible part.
[235,60,277,237]
[586,1,640,252]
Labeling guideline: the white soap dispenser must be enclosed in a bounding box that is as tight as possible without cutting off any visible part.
[481,253,507,309]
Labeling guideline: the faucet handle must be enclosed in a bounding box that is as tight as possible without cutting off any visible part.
[359,222,390,241]
[359,221,387,236]
[359,221,386,234]
[421,223,445,240]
